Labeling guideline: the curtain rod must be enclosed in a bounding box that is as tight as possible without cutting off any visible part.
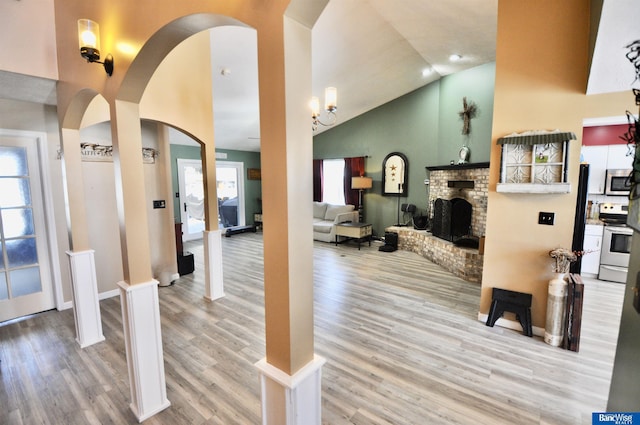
[314,155,371,160]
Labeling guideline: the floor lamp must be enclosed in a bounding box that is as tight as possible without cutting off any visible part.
[351,176,373,222]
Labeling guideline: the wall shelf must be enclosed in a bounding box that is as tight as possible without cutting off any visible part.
[496,182,571,194]
[426,162,490,172]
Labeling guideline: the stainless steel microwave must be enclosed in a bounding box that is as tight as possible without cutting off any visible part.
[605,169,632,196]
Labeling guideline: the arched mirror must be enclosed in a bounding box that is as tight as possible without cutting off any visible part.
[382,152,408,196]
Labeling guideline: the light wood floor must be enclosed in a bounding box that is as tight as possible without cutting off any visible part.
[0,233,625,424]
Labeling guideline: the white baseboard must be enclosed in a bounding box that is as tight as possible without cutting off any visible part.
[99,288,120,300]
[57,287,122,311]
[477,312,544,337]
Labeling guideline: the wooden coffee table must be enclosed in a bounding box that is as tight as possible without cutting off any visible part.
[334,222,372,250]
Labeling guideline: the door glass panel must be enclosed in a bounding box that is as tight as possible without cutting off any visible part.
[0,146,28,176]
[184,164,205,235]
[217,167,239,228]
[6,238,38,267]
[0,273,7,300]
[2,208,35,238]
[0,178,31,207]
[10,267,41,297]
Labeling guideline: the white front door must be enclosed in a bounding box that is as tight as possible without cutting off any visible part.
[0,134,54,322]
[177,158,205,242]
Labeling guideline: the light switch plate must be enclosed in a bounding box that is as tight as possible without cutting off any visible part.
[538,211,555,225]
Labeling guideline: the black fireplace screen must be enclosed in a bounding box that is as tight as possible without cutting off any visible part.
[432,198,472,242]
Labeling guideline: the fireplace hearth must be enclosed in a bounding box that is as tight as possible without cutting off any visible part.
[432,198,472,242]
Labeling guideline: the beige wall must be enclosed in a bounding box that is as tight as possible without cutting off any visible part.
[482,0,590,328]
[79,121,175,294]
[0,0,58,79]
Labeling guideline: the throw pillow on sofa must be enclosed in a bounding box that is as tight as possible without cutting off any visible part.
[324,204,354,221]
[313,202,328,219]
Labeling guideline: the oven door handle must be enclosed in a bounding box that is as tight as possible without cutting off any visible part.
[600,264,628,272]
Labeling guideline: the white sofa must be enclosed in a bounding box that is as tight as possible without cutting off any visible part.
[313,202,359,243]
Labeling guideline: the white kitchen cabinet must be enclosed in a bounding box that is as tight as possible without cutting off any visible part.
[582,224,604,276]
[581,145,608,194]
[606,144,634,169]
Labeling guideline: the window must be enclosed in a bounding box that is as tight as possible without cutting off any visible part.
[497,131,575,193]
[501,142,566,184]
[322,159,345,205]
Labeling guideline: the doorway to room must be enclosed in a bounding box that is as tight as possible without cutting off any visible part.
[177,158,246,242]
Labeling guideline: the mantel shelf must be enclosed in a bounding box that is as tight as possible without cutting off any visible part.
[426,162,490,172]
[496,183,571,194]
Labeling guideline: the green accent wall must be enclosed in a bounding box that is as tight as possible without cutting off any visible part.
[313,62,496,237]
[170,144,262,229]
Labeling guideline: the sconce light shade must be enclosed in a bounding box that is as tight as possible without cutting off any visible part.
[351,176,373,190]
[78,19,101,61]
[78,19,113,76]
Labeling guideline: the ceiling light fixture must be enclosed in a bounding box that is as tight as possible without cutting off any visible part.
[78,19,114,76]
[449,54,462,62]
[310,87,337,131]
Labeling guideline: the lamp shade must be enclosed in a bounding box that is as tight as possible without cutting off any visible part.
[351,176,372,190]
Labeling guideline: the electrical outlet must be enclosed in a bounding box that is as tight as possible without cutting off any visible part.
[538,212,555,225]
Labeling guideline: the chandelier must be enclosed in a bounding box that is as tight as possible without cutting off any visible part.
[310,87,337,131]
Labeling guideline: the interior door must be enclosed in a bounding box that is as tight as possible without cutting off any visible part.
[177,158,205,241]
[0,135,54,322]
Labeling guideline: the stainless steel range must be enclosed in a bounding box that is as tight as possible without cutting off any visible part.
[598,203,632,283]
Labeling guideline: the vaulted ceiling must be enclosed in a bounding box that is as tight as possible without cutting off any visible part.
[2,1,639,151]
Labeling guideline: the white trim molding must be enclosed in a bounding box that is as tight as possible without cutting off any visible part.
[118,279,170,422]
[67,249,105,348]
[255,355,326,425]
[203,229,225,302]
[583,115,628,126]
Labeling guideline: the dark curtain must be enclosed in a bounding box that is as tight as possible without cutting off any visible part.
[312,159,323,202]
[343,156,365,207]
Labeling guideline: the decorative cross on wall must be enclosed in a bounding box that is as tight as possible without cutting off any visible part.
[458,97,478,135]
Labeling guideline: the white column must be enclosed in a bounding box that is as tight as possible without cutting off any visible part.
[203,229,224,301]
[118,279,171,422]
[255,355,326,425]
[67,249,105,348]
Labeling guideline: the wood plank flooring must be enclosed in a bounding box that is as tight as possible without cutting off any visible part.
[0,233,625,424]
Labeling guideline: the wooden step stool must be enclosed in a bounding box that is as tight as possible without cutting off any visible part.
[485,288,533,337]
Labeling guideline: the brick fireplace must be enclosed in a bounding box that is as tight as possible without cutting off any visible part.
[388,162,489,283]
[426,162,489,239]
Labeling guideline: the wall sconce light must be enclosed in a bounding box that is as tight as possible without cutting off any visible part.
[310,87,337,131]
[78,19,114,76]
[351,175,372,221]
